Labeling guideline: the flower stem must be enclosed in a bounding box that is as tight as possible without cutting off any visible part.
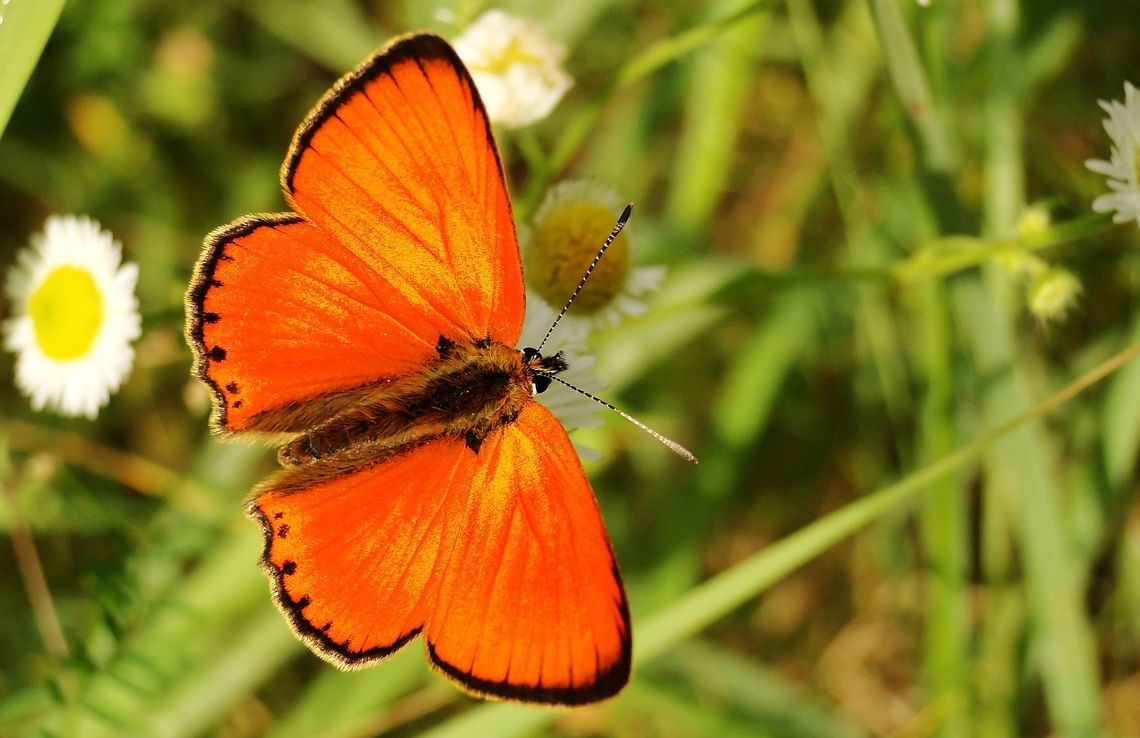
[750,211,1116,287]
[0,444,69,660]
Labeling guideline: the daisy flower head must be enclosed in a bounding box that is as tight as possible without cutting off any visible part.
[1086,81,1140,227]
[3,215,141,418]
[452,10,572,129]
[522,179,666,344]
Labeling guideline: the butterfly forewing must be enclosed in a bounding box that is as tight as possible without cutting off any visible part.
[284,33,525,346]
[188,216,440,432]
[187,34,524,432]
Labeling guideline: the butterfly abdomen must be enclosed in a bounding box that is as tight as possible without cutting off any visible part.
[278,338,534,466]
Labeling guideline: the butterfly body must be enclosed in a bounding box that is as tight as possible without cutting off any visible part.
[186,32,633,705]
[276,338,565,468]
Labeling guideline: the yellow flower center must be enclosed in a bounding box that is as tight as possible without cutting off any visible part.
[29,265,103,360]
[473,38,542,75]
[527,201,630,313]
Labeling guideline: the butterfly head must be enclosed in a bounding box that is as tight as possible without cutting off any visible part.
[522,347,568,396]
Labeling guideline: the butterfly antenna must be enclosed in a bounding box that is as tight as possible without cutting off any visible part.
[545,373,698,463]
[536,203,633,353]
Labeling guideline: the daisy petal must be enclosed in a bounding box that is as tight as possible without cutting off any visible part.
[1086,80,1140,228]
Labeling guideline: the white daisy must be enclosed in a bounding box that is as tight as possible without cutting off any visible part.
[3,215,141,418]
[452,10,572,129]
[1086,80,1140,226]
[522,179,665,344]
[519,291,604,435]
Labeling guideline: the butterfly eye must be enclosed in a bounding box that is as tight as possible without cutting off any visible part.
[532,373,552,395]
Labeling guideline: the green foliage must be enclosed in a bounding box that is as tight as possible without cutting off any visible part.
[2,1,1140,736]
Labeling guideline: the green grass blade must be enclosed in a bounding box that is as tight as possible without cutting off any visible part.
[664,0,767,234]
[264,648,427,738]
[145,608,299,738]
[0,0,66,140]
[645,640,867,738]
[541,0,775,187]
[1102,311,1140,490]
[245,0,381,70]
[867,0,955,172]
[916,280,970,738]
[614,0,773,90]
[710,290,815,452]
[971,1,1103,733]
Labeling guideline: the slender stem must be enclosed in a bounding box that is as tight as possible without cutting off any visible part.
[3,419,215,514]
[868,0,955,172]
[517,0,775,213]
[917,278,970,738]
[2,462,69,659]
[749,212,1117,287]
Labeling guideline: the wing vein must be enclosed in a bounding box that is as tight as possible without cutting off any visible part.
[298,194,459,338]
[383,63,479,329]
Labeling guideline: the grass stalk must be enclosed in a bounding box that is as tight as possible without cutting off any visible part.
[0,443,69,661]
[866,0,955,172]
[972,1,1104,734]
[916,280,970,738]
[518,0,775,213]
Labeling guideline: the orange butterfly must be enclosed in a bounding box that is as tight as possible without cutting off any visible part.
[185,33,638,704]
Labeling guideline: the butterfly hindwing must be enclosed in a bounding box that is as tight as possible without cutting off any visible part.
[250,436,479,665]
[249,401,631,704]
[424,401,631,704]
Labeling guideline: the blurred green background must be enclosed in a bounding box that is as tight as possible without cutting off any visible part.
[3,0,1140,736]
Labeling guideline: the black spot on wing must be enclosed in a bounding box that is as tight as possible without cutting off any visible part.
[184,212,304,432]
[248,500,424,669]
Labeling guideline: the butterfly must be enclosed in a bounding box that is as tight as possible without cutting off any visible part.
[185,32,637,705]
